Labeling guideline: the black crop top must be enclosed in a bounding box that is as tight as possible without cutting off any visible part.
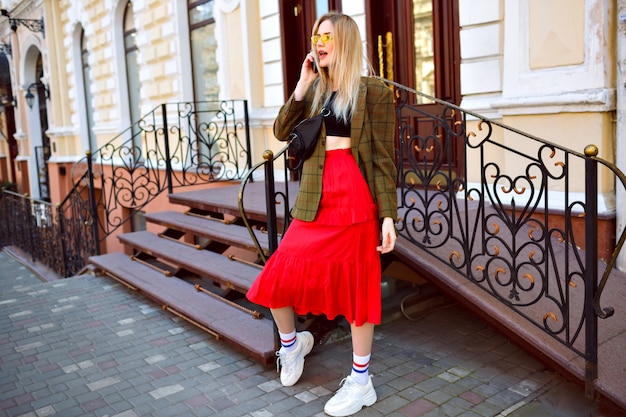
[324,92,351,137]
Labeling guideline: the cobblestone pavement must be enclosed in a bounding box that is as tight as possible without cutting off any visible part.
[0,250,599,417]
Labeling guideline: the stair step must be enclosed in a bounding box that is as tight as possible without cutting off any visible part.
[145,210,269,255]
[90,253,275,365]
[118,231,261,294]
[169,185,247,219]
[169,181,298,224]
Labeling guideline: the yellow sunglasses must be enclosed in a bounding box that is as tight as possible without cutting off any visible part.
[311,33,333,45]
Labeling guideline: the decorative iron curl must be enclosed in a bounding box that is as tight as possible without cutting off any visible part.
[478,254,550,308]
[537,144,567,180]
[466,118,494,149]
[178,102,195,119]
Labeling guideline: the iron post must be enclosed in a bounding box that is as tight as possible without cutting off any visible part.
[263,150,278,255]
[86,151,100,255]
[243,100,252,174]
[583,144,599,398]
[161,104,172,194]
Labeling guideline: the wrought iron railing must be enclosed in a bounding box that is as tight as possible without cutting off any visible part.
[239,79,626,395]
[238,147,293,263]
[0,190,68,276]
[73,100,250,244]
[390,80,626,396]
[1,100,251,277]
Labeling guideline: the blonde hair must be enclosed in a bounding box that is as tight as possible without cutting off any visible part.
[310,13,364,122]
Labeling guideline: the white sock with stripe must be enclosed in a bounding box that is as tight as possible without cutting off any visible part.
[350,352,371,385]
[279,330,298,354]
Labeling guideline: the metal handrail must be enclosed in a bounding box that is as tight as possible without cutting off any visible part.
[589,151,626,319]
[238,144,292,264]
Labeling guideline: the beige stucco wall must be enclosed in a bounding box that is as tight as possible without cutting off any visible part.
[529,0,585,69]
[49,1,193,159]
[41,0,279,181]
[460,0,616,217]
[459,0,503,100]
[221,9,245,100]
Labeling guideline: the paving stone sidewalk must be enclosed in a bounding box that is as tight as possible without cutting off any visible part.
[0,250,597,416]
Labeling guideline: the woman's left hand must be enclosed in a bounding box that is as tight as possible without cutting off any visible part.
[377,217,396,254]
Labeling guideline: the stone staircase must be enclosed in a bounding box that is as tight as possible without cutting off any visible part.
[89,182,283,365]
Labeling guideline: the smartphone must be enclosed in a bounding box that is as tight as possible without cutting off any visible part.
[311,60,318,73]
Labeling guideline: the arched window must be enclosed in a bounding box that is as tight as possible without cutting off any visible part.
[188,0,219,101]
[123,1,141,140]
[80,28,96,152]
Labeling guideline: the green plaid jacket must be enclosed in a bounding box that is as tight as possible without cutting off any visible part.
[275,76,398,222]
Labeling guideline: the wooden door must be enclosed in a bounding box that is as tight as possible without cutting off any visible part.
[366,0,463,186]
[279,0,315,101]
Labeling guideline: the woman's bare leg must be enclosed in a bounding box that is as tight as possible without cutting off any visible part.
[350,322,375,356]
[270,306,296,334]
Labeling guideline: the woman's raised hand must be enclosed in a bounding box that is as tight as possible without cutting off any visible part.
[294,53,319,101]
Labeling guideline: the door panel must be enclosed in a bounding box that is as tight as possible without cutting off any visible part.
[279,0,316,101]
[366,0,462,184]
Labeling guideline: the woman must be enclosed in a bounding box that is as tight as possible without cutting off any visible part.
[247,12,397,416]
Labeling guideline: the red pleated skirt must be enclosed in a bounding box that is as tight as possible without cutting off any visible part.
[246,148,382,326]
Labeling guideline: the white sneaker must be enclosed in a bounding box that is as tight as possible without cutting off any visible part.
[324,375,377,416]
[276,331,314,386]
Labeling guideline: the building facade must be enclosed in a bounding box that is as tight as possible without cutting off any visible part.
[0,0,624,268]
